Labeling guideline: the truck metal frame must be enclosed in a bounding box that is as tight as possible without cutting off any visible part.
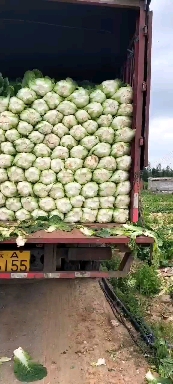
[0,0,153,279]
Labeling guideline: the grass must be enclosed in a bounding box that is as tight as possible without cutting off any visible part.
[104,191,173,380]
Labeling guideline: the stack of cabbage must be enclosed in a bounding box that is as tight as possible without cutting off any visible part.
[0,73,135,224]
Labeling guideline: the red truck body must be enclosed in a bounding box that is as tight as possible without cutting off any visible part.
[0,0,153,280]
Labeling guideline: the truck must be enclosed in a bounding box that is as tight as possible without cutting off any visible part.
[0,0,153,280]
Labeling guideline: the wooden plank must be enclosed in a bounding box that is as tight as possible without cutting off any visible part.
[48,0,141,9]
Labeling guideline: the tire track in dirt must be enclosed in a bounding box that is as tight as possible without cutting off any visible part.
[0,279,148,383]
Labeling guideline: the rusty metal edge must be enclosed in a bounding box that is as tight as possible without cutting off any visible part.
[47,0,141,9]
[144,10,153,167]
[1,234,154,244]
[130,4,146,223]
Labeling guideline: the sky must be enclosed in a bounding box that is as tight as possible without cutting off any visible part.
[149,0,173,167]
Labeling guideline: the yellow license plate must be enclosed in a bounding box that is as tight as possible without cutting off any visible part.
[0,251,30,272]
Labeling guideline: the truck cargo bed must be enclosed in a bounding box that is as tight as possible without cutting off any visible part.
[1,223,154,244]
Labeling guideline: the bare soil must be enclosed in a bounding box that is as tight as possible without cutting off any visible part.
[0,279,148,383]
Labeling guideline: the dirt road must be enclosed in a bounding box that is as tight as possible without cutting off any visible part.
[0,279,148,383]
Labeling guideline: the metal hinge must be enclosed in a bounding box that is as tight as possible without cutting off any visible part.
[143,25,148,36]
[142,81,147,91]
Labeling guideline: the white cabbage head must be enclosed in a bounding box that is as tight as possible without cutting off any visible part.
[70,125,87,141]
[84,155,98,170]
[57,169,74,184]
[75,110,90,123]
[117,103,133,117]
[49,183,64,199]
[102,99,119,115]
[31,209,48,219]
[100,196,115,208]
[18,121,33,136]
[70,195,85,208]
[113,208,129,223]
[92,169,112,183]
[97,209,113,223]
[5,129,20,142]
[90,89,106,103]
[56,198,72,213]
[64,208,82,223]
[101,79,121,97]
[34,143,51,157]
[65,158,83,171]
[0,154,14,168]
[84,197,99,210]
[81,182,98,198]
[97,156,116,171]
[90,143,111,158]
[63,115,77,129]
[9,97,25,114]
[6,197,22,212]
[15,138,34,153]
[1,142,16,155]
[25,167,40,183]
[111,142,130,158]
[57,101,77,116]
[99,182,116,197]
[83,120,98,134]
[15,209,31,221]
[17,88,37,104]
[14,153,36,169]
[0,169,8,183]
[74,168,92,184]
[53,123,69,138]
[80,136,99,151]
[49,210,64,220]
[116,181,131,195]
[1,181,17,197]
[51,159,64,173]
[115,128,135,143]
[39,197,56,212]
[0,111,19,130]
[43,134,60,149]
[32,99,49,115]
[33,183,52,198]
[28,77,54,96]
[85,102,103,119]
[95,127,114,144]
[0,207,15,221]
[0,192,6,207]
[51,146,69,160]
[81,208,98,223]
[43,110,63,125]
[36,121,53,135]
[110,170,129,183]
[40,170,56,185]
[21,197,38,212]
[97,114,113,127]
[115,195,130,208]
[112,116,132,130]
[68,88,89,108]
[70,145,88,159]
[112,85,133,104]
[54,78,76,97]
[8,167,25,182]
[17,181,33,197]
[20,108,41,126]
[43,91,62,109]
[60,135,77,149]
[64,182,81,197]
[28,131,44,144]
[34,157,51,171]
[116,155,132,171]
